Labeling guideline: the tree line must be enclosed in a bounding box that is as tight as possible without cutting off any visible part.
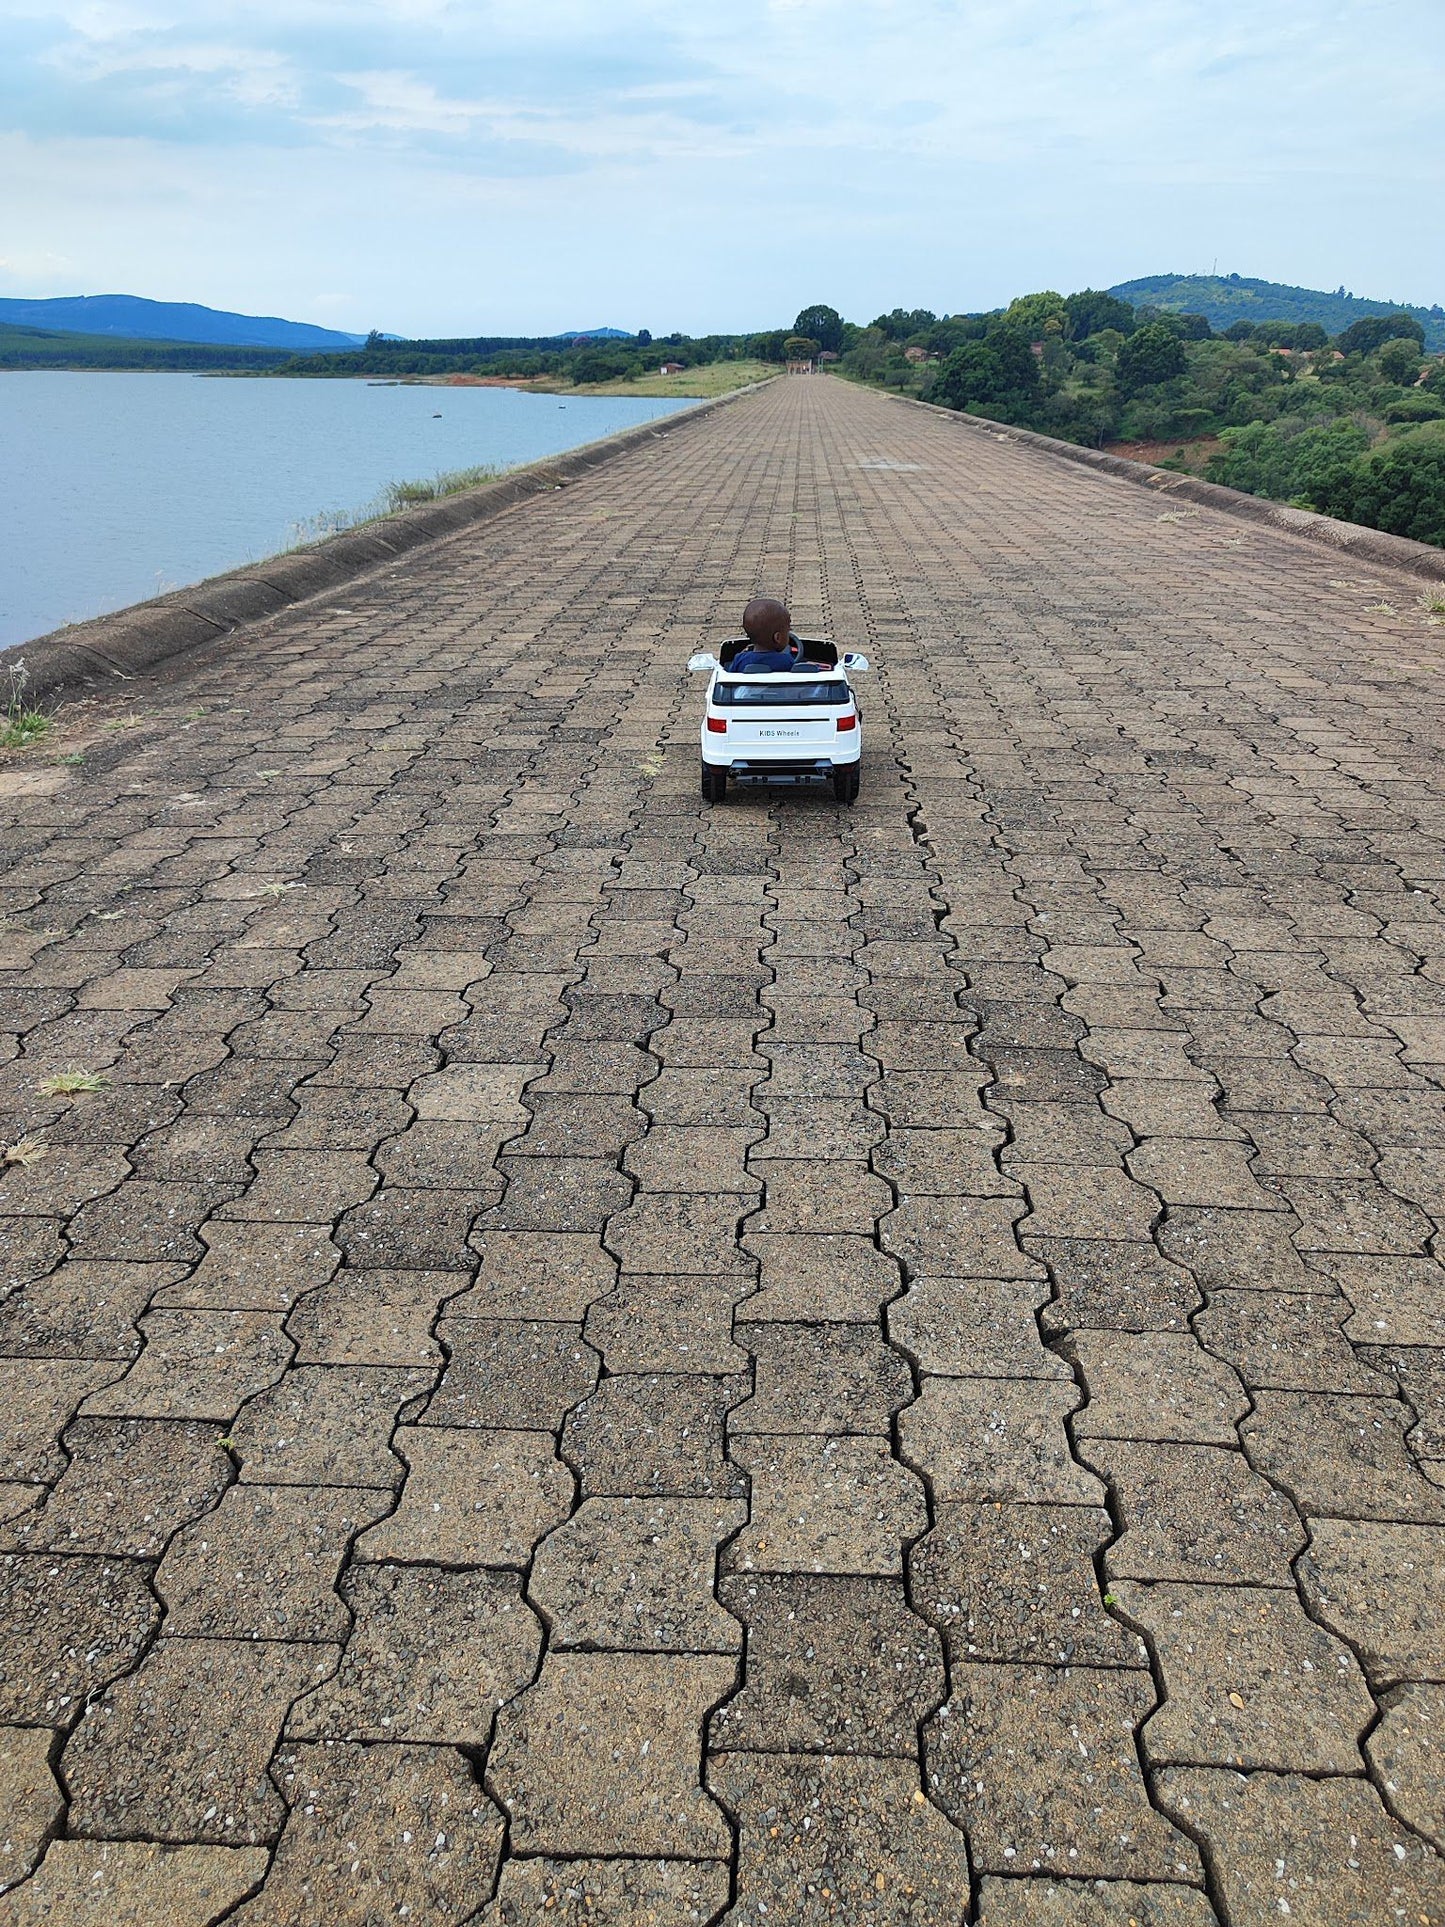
[829,293,1445,548]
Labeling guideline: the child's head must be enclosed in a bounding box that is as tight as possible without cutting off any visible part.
[742,597,793,652]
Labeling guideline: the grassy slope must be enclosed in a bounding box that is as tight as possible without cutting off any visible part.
[543,361,777,398]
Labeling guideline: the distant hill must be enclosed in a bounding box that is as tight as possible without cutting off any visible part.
[0,321,293,372]
[562,328,633,340]
[0,295,366,352]
[1110,274,1445,351]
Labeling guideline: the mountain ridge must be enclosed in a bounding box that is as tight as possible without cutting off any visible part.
[0,295,367,352]
[1109,273,1445,350]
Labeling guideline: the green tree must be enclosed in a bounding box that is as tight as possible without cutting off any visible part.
[1063,290,1135,340]
[1337,313,1426,356]
[793,305,844,354]
[1005,291,1067,336]
[869,307,937,340]
[1116,323,1187,394]
[1378,336,1424,384]
[783,336,821,361]
[930,324,1039,413]
[1348,424,1445,543]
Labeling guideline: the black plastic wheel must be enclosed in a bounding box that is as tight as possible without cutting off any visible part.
[833,764,860,804]
[702,763,728,804]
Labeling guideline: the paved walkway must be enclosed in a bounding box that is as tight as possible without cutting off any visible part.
[2,374,1444,1925]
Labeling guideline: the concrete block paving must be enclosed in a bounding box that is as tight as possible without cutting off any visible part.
[1,373,1444,1920]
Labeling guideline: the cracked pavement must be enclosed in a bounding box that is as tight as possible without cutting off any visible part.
[2,373,1445,1923]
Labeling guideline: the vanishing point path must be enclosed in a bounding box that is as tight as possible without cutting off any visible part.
[2,375,1444,1925]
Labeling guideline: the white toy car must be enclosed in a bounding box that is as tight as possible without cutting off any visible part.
[688,643,870,805]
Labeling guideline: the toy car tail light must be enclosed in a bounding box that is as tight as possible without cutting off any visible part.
[836,712,857,731]
[706,716,728,733]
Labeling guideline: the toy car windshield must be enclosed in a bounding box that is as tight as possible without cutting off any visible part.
[711,679,850,707]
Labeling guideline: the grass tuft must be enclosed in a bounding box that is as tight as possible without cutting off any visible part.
[2,656,49,749]
[36,1068,111,1097]
[383,464,502,512]
[1420,587,1445,624]
[2,1136,48,1167]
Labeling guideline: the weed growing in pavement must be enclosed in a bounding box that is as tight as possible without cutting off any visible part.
[36,1068,111,1096]
[57,751,85,766]
[2,1136,47,1167]
[1420,587,1445,624]
[1,658,50,750]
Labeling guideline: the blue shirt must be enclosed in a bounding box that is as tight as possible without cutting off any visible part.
[729,647,796,673]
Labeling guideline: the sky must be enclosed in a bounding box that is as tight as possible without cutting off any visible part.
[1,0,1440,339]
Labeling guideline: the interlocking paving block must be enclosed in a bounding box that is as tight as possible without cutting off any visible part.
[406,1061,534,1122]
[1365,1681,1445,1851]
[460,1231,615,1319]
[0,1219,64,1297]
[357,1427,572,1565]
[1034,1238,1202,1333]
[80,1310,292,1421]
[881,1196,1043,1278]
[752,1162,895,1237]
[63,1637,329,1844]
[726,1436,927,1576]
[1155,1206,1313,1291]
[583,1275,751,1372]
[488,1651,734,1856]
[1317,1254,1445,1346]
[888,1274,1068,1376]
[476,1856,732,1926]
[731,1323,914,1434]
[0,1358,124,1480]
[1194,1287,1389,1393]
[1242,1390,1445,1522]
[1156,1767,1445,1925]
[605,1194,753,1276]
[154,1222,340,1311]
[230,1365,434,1487]
[910,1503,1146,1668]
[478,1158,633,1234]
[563,1373,747,1498]
[1125,1139,1276,1211]
[1298,1517,1445,1685]
[530,1496,745,1651]
[0,1840,268,1925]
[1015,1164,1162,1241]
[0,1725,62,1891]
[925,1662,1199,1882]
[709,1750,971,1926]
[0,1259,186,1358]
[1366,1344,1445,1464]
[1067,1332,1249,1444]
[505,1094,648,1161]
[741,1233,898,1321]
[900,1376,1102,1505]
[285,1267,463,1366]
[213,1742,457,1920]
[870,1066,991,1126]
[1112,1580,1374,1771]
[1093,1440,1306,1585]
[0,1147,130,1216]
[156,1484,390,1640]
[1,1417,232,1556]
[426,1317,600,1425]
[334,1187,478,1270]
[974,1878,1218,1926]
[753,1098,890,1163]
[712,1574,944,1754]
[287,1565,540,1745]
[623,1125,760,1194]
[0,1553,157,1727]
[873,1127,1016,1196]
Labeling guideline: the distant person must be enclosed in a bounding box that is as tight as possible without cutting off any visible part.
[728,597,799,673]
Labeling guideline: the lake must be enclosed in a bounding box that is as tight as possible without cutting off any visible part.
[0,373,696,652]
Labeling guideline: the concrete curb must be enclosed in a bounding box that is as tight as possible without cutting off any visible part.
[16,378,777,703]
[877,387,1445,585]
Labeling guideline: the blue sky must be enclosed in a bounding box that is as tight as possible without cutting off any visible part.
[1,0,1440,337]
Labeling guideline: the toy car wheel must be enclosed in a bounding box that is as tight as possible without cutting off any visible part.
[833,765,860,805]
[702,763,728,804]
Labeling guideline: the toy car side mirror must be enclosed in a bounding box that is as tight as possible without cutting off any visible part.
[687,653,719,672]
[842,652,870,671]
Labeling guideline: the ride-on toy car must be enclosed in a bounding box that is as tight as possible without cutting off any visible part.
[688,643,871,804]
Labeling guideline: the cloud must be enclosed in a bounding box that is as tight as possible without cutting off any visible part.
[0,0,1439,330]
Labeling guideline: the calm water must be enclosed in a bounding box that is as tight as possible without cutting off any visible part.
[0,373,695,651]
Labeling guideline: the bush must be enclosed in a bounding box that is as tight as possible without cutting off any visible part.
[1384,395,1445,425]
[1349,425,1445,545]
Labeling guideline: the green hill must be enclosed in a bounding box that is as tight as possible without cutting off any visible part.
[1110,274,1445,351]
[0,323,292,371]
